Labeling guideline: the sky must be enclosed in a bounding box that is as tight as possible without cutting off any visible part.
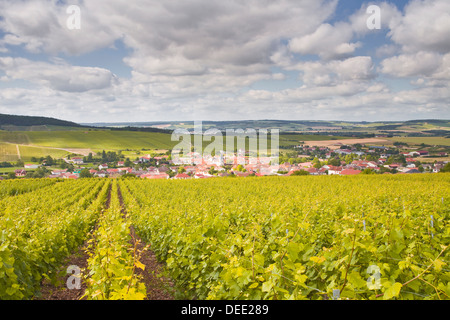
[0,0,449,124]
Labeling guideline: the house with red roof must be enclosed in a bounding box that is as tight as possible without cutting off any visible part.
[233,171,250,177]
[174,173,191,179]
[141,173,169,179]
[278,162,292,172]
[300,162,313,168]
[15,169,27,177]
[340,169,362,175]
[367,161,378,168]
[305,168,318,175]
[328,166,343,175]
[182,166,196,174]
[63,172,78,179]
[139,155,152,163]
[94,170,107,178]
[194,173,214,179]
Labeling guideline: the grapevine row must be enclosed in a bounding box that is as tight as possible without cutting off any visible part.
[0,179,109,299]
[119,175,449,300]
[83,180,146,300]
[0,178,57,198]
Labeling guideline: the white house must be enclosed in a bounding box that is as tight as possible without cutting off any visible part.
[328,166,343,175]
[71,157,84,165]
[139,155,152,163]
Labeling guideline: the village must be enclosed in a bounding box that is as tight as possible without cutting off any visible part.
[7,141,449,180]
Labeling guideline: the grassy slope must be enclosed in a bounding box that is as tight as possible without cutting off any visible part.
[0,143,19,162]
[0,130,176,152]
[0,142,71,162]
[18,145,70,161]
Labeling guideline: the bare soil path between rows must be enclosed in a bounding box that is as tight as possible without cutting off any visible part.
[117,184,174,300]
[36,183,174,300]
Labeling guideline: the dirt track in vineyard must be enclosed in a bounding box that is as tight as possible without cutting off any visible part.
[117,184,174,300]
[36,182,174,300]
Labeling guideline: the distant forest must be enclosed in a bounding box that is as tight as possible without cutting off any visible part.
[0,113,82,127]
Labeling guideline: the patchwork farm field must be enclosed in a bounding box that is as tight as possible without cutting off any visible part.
[0,174,449,300]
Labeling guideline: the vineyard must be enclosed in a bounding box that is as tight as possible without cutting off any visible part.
[0,174,449,300]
